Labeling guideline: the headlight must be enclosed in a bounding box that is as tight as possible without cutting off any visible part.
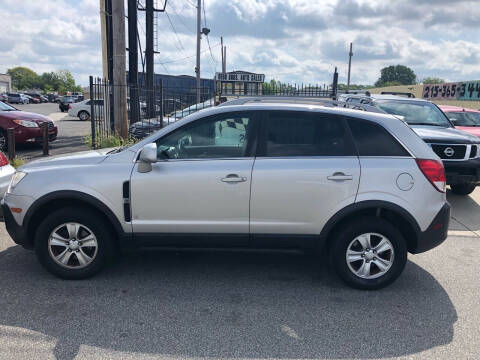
[7,171,27,193]
[13,119,39,128]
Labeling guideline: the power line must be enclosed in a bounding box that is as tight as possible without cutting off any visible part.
[156,42,220,64]
[169,1,195,33]
[183,0,197,8]
[164,9,186,53]
[202,0,217,68]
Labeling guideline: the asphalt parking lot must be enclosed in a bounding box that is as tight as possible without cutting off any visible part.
[0,188,479,360]
[11,103,90,160]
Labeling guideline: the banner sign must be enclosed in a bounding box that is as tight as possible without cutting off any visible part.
[422,81,480,100]
[215,72,265,83]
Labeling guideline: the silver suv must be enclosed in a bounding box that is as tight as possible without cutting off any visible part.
[1,103,450,289]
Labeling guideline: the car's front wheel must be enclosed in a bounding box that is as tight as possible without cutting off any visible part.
[330,217,407,290]
[450,183,476,196]
[35,207,114,279]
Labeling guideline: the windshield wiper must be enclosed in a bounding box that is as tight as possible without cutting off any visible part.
[106,147,124,154]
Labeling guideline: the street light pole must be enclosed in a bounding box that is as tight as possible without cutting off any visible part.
[195,0,201,104]
[347,42,353,94]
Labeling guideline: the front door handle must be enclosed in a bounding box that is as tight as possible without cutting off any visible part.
[327,172,353,181]
[221,174,247,183]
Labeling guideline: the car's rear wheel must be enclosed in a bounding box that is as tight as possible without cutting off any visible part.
[330,217,407,290]
[78,110,90,121]
[35,207,113,279]
[450,183,476,196]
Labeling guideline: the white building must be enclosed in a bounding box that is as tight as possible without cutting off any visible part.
[0,74,12,93]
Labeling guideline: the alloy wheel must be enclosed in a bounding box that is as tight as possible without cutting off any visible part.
[48,222,98,269]
[346,232,395,279]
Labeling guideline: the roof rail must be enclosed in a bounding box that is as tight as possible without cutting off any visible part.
[380,91,416,98]
[218,96,338,107]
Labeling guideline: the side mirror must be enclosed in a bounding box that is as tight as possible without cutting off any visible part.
[138,143,157,173]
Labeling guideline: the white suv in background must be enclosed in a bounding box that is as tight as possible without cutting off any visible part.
[1,103,450,289]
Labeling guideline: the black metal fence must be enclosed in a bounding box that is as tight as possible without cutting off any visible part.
[89,76,214,147]
[89,75,338,147]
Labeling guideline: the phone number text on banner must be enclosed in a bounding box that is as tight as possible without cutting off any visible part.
[422,81,480,100]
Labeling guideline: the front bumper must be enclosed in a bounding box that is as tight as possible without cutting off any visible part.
[1,203,32,249]
[14,126,58,144]
[412,203,451,254]
[443,157,480,185]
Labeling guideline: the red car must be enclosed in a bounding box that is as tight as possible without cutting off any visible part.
[439,105,480,138]
[0,101,58,150]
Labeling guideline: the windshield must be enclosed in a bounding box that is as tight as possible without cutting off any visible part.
[375,100,452,127]
[445,112,480,127]
[0,101,16,111]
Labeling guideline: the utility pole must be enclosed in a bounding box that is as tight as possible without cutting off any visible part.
[223,46,226,72]
[111,0,128,138]
[220,36,224,73]
[195,0,201,104]
[128,0,140,124]
[346,42,353,94]
[145,0,155,118]
[100,0,108,80]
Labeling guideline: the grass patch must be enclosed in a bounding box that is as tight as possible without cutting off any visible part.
[84,134,138,149]
[10,157,25,169]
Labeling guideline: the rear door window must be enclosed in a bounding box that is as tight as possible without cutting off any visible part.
[260,111,355,157]
[347,118,410,157]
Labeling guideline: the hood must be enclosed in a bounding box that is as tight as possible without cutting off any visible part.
[20,148,115,170]
[456,126,480,138]
[0,110,52,124]
[411,125,480,144]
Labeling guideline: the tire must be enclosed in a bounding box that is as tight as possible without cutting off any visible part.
[450,183,476,196]
[330,217,407,290]
[34,207,114,279]
[78,110,90,121]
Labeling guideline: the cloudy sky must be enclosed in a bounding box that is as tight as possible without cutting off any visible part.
[1,0,479,86]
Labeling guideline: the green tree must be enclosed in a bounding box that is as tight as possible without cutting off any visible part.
[375,65,417,87]
[422,77,445,84]
[7,66,41,90]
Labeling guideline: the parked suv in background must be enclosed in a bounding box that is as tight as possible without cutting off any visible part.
[7,93,28,104]
[344,94,480,195]
[0,101,58,150]
[2,103,450,289]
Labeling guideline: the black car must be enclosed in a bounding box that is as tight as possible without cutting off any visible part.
[345,94,480,195]
[59,96,75,112]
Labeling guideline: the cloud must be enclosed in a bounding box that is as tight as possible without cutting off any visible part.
[0,0,479,86]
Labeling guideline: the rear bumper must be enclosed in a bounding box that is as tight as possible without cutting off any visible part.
[412,203,451,254]
[444,158,480,185]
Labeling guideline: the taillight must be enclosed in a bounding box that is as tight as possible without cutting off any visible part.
[0,152,9,166]
[68,104,71,110]
[416,159,446,192]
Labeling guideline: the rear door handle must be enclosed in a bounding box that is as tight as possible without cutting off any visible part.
[327,172,353,181]
[221,174,247,183]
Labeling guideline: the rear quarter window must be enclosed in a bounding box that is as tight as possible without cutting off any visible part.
[347,118,410,157]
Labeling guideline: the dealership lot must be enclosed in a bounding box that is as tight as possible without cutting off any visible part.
[0,189,478,359]
[10,103,90,160]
